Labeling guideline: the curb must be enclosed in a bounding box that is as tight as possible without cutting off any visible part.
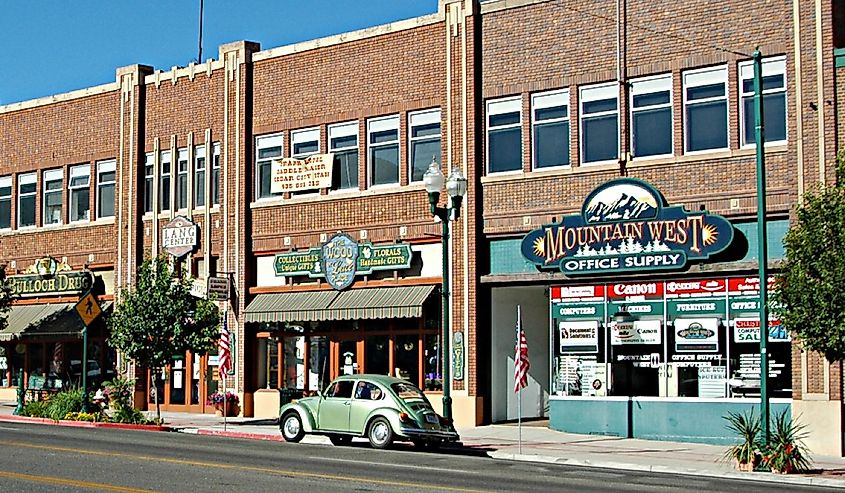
[194,429,284,442]
[0,414,173,432]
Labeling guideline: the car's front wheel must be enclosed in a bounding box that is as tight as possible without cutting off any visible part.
[367,417,394,449]
[281,412,305,443]
[328,434,352,446]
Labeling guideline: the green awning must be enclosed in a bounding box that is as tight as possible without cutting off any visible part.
[244,285,436,323]
[0,301,111,341]
[244,291,340,323]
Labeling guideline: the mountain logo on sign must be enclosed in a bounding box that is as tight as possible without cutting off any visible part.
[585,184,657,223]
[677,322,714,340]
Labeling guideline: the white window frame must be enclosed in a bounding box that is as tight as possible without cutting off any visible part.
[579,83,619,166]
[212,143,221,206]
[176,147,189,210]
[68,164,91,223]
[629,74,674,160]
[143,153,154,214]
[486,97,523,174]
[367,115,400,188]
[96,159,116,219]
[17,172,37,229]
[194,145,206,208]
[0,176,12,231]
[256,133,283,200]
[682,66,729,155]
[328,121,359,192]
[408,109,442,182]
[739,56,787,148]
[531,90,570,170]
[42,168,63,226]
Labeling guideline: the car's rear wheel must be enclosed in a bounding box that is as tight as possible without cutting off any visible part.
[328,434,351,446]
[367,417,394,449]
[281,412,305,443]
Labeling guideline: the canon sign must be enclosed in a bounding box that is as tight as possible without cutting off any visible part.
[613,283,658,296]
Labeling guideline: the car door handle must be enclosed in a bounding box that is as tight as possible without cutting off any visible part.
[344,401,351,406]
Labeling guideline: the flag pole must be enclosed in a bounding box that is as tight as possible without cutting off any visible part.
[517,305,522,455]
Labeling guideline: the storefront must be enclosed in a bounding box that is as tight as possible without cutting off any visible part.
[245,233,444,418]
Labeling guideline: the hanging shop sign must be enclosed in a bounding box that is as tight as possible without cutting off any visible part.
[270,153,334,193]
[9,258,92,297]
[273,233,413,290]
[520,178,734,275]
[162,216,198,258]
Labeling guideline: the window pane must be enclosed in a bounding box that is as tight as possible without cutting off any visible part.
[212,167,220,206]
[99,183,115,218]
[370,129,398,144]
[742,74,784,94]
[195,170,205,207]
[331,135,357,149]
[534,121,569,168]
[70,189,90,222]
[19,196,35,227]
[633,108,672,157]
[489,111,520,127]
[412,122,440,138]
[177,175,187,209]
[582,115,618,162]
[687,101,728,151]
[633,91,670,108]
[100,171,115,183]
[743,94,787,144]
[488,127,522,173]
[583,98,617,114]
[20,182,36,194]
[534,106,567,121]
[258,146,282,159]
[410,140,441,182]
[0,199,9,229]
[44,192,62,224]
[371,145,399,185]
[293,141,318,155]
[687,83,725,100]
[258,162,271,198]
[333,150,359,190]
[144,176,153,213]
[160,176,170,210]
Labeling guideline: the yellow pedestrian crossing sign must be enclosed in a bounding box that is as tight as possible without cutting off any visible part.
[76,292,102,327]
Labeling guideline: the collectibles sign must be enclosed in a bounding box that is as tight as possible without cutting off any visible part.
[273,233,413,290]
[270,153,333,193]
[520,178,734,275]
[162,216,198,258]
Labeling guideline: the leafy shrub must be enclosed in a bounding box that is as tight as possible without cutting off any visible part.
[21,400,49,418]
[45,388,84,421]
[722,408,762,466]
[103,377,134,410]
[65,411,109,422]
[761,411,812,473]
[111,405,153,425]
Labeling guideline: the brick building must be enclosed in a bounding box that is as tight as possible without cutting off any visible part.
[0,0,843,454]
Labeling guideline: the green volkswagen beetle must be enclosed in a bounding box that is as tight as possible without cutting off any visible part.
[279,374,459,449]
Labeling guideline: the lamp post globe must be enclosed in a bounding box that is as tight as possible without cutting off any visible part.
[446,166,467,199]
[423,158,445,195]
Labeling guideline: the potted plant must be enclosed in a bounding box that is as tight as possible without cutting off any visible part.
[103,377,134,412]
[207,391,240,416]
[761,411,811,474]
[722,409,762,472]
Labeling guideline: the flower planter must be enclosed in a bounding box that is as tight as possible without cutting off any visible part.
[214,402,239,417]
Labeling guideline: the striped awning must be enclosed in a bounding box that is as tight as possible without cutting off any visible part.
[244,285,436,323]
[0,301,112,341]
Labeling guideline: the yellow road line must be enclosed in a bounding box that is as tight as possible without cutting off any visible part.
[0,470,158,492]
[0,440,489,493]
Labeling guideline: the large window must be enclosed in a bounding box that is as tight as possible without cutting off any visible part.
[96,160,116,219]
[68,164,90,223]
[160,150,171,211]
[194,145,206,208]
[176,148,188,210]
[531,90,570,169]
[368,115,400,186]
[0,176,11,230]
[739,56,787,146]
[408,109,441,182]
[630,75,673,158]
[18,173,36,228]
[143,153,153,213]
[212,143,221,206]
[683,66,728,153]
[580,83,619,164]
[329,122,359,191]
[42,169,63,226]
[486,97,522,173]
[256,134,282,199]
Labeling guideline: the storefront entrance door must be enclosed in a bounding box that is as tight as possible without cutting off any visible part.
[147,352,207,413]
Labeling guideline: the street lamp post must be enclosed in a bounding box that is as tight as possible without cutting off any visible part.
[423,158,467,424]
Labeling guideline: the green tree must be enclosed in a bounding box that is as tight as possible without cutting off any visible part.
[108,255,220,420]
[0,265,14,329]
[772,151,845,361]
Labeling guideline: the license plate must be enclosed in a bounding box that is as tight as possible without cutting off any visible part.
[425,414,438,424]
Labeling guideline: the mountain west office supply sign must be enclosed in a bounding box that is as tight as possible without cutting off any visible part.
[162,216,198,258]
[521,178,734,275]
[274,233,412,290]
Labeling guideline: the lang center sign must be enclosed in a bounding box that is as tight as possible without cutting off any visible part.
[162,216,198,258]
[520,178,734,275]
[271,153,333,193]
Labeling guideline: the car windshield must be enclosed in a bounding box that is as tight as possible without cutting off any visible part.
[391,382,428,404]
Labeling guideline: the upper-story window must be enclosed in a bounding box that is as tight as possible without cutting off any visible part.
[683,66,728,153]
[96,159,116,219]
[176,148,188,210]
[160,150,172,211]
[531,91,569,169]
[18,173,36,228]
[256,134,282,199]
[739,56,787,146]
[212,143,221,206]
[194,145,206,208]
[42,169,63,226]
[630,75,673,158]
[580,83,619,164]
[368,115,400,186]
[409,109,441,182]
[329,122,359,191]
[143,153,154,213]
[292,128,320,158]
[0,176,11,230]
[68,164,90,223]
[487,97,522,173]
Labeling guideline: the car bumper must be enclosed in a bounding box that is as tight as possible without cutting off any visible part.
[397,427,460,442]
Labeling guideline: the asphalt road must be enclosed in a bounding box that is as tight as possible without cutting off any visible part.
[0,422,836,492]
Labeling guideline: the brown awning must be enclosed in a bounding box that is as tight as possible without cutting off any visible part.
[0,302,112,341]
[243,291,340,323]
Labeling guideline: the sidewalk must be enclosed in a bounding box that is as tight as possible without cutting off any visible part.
[3,401,845,489]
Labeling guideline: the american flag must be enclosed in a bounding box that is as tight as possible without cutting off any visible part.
[218,316,232,377]
[514,315,530,393]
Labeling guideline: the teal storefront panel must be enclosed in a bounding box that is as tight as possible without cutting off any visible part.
[734,219,788,261]
[549,398,629,436]
[489,239,538,275]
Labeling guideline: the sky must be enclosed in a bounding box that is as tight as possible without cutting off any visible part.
[0,1,439,105]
